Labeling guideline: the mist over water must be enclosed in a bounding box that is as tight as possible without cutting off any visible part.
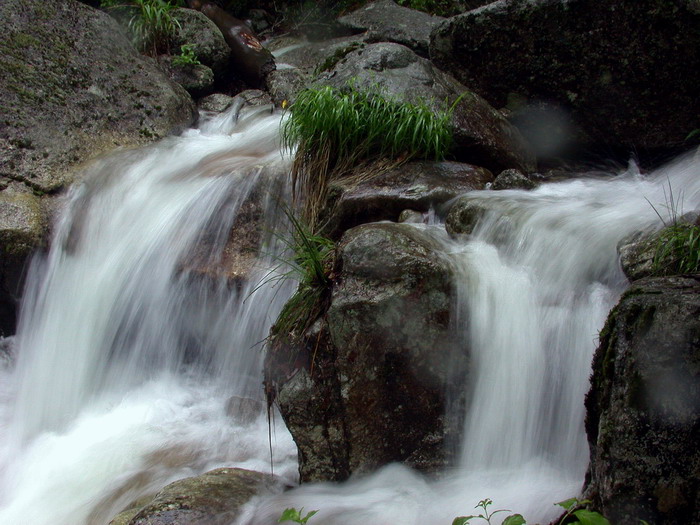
[1,98,699,525]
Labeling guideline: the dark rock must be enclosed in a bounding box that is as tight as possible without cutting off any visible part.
[266,68,308,106]
[159,56,215,98]
[316,42,535,173]
[444,195,489,236]
[618,231,657,282]
[0,188,47,336]
[266,35,369,104]
[430,0,700,157]
[197,93,235,113]
[337,0,445,57]
[321,160,493,238]
[172,8,230,80]
[268,223,468,482]
[0,0,196,193]
[125,468,279,525]
[179,165,286,287]
[491,168,537,190]
[585,276,700,524]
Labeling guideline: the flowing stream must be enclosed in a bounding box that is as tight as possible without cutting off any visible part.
[1,101,699,524]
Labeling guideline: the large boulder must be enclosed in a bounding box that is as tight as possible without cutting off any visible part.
[584,276,700,524]
[0,0,196,193]
[111,468,279,525]
[315,42,536,173]
[0,0,196,333]
[267,222,468,482]
[337,0,445,57]
[321,160,493,238]
[430,0,700,157]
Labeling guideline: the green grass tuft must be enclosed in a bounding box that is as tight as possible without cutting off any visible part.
[281,85,453,229]
[269,209,335,345]
[652,223,700,275]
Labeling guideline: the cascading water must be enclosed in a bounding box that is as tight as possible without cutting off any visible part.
[0,105,299,524]
[238,152,700,525]
[2,94,699,525]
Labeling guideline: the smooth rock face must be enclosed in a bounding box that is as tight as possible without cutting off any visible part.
[270,223,468,482]
[321,160,493,237]
[123,468,279,525]
[337,0,445,57]
[430,0,700,155]
[585,276,700,524]
[0,0,196,193]
[316,42,535,173]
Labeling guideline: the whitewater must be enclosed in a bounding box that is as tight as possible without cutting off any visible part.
[1,102,699,524]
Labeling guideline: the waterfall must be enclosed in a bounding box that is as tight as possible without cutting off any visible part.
[238,152,700,525]
[2,92,699,524]
[0,105,299,525]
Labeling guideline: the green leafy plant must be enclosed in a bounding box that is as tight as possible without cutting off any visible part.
[555,498,611,525]
[452,497,613,525]
[100,0,183,55]
[172,43,201,66]
[452,498,525,525]
[281,84,454,229]
[652,222,700,275]
[268,208,335,346]
[278,507,318,524]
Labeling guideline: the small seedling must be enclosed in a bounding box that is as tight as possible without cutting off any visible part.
[278,507,318,524]
[452,498,525,525]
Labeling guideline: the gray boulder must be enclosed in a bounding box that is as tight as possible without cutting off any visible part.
[337,0,445,57]
[430,0,700,155]
[172,8,230,80]
[585,276,700,524]
[321,160,493,237]
[114,468,279,525]
[267,223,468,482]
[316,42,535,173]
[491,168,537,190]
[0,0,196,193]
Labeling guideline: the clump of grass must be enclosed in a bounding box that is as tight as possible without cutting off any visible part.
[101,0,183,55]
[269,209,335,345]
[281,85,454,229]
[652,223,700,275]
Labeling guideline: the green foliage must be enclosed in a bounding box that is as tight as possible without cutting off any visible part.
[100,0,183,55]
[652,223,700,275]
[172,43,201,66]
[278,507,318,524]
[281,84,454,228]
[452,498,525,525]
[555,498,611,525]
[452,497,612,525]
[270,208,335,344]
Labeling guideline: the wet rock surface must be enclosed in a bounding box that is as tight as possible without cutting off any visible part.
[268,222,468,482]
[585,276,700,524]
[337,0,445,57]
[321,160,493,238]
[0,0,196,193]
[116,468,279,525]
[430,0,700,157]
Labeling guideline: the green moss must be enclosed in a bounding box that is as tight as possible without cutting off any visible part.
[314,42,364,75]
